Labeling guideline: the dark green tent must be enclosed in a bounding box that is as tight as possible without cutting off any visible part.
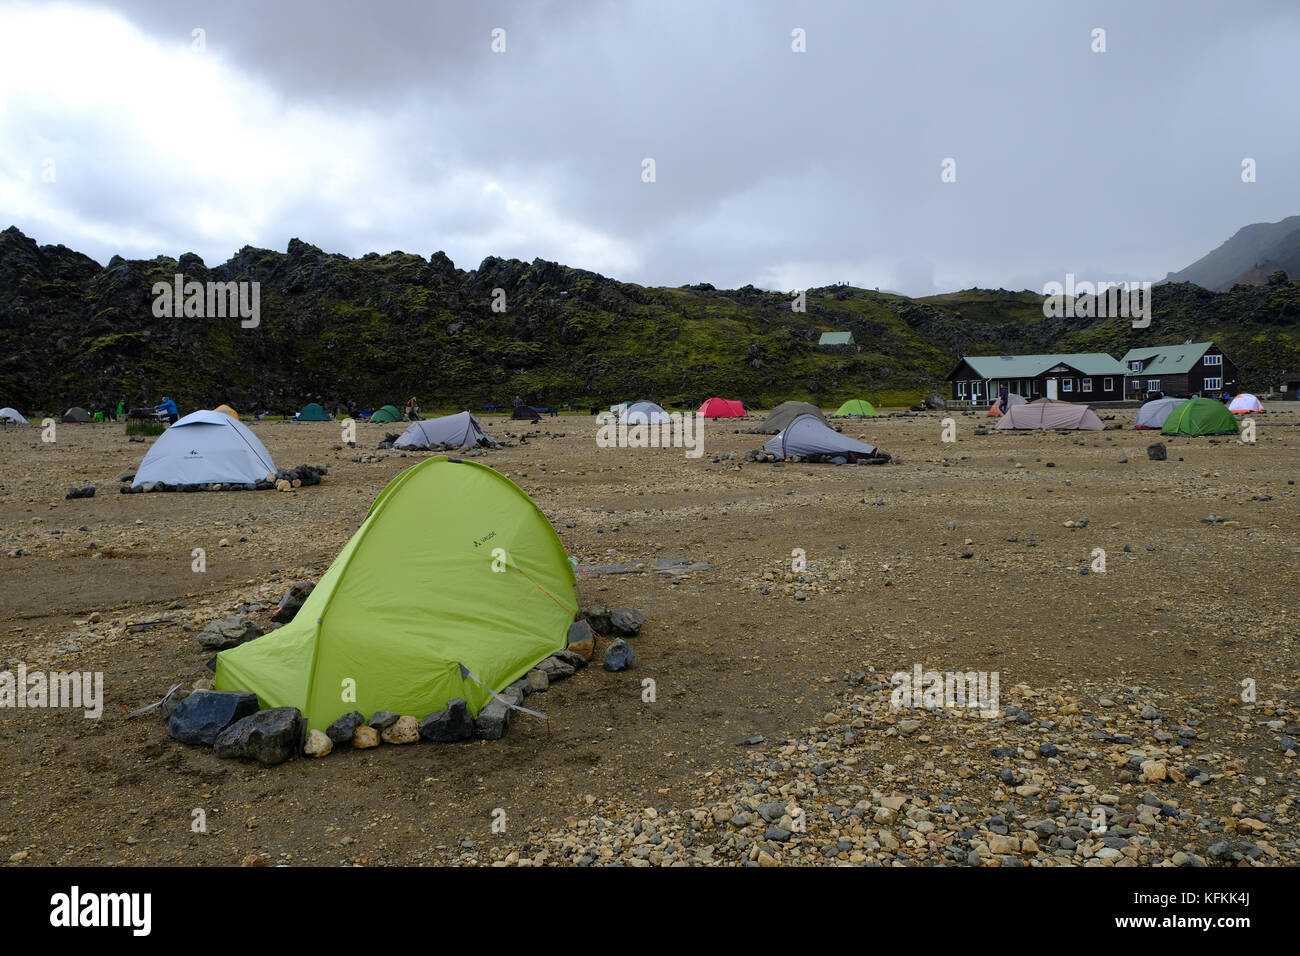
[369,404,402,423]
[1161,397,1238,436]
[298,402,331,421]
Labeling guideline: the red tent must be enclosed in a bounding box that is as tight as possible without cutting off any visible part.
[699,397,746,418]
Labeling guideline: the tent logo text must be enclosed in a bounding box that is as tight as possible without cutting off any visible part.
[152,274,260,328]
[890,664,999,719]
[1040,273,1152,328]
[0,666,104,718]
[595,411,705,459]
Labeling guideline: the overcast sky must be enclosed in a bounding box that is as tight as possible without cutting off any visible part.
[1,0,1296,296]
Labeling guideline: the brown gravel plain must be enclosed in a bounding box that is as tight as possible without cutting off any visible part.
[0,404,1297,866]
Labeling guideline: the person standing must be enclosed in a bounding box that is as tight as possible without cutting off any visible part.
[998,383,1009,413]
[156,396,179,425]
[116,398,126,421]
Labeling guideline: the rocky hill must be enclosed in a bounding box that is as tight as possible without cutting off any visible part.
[1164,215,1300,291]
[2,226,1299,414]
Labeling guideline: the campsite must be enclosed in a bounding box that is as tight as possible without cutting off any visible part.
[1,402,1298,866]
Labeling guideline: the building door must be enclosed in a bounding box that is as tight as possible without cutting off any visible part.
[1046,378,1058,400]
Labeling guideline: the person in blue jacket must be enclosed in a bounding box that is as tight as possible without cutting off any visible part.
[156,396,179,424]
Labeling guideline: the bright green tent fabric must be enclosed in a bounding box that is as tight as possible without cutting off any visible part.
[834,399,877,417]
[215,457,577,732]
[298,402,331,421]
[369,404,402,423]
[1160,397,1239,436]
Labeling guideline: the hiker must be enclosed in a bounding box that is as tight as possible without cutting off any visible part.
[998,384,1009,413]
[512,395,523,407]
[116,398,126,422]
[156,396,179,425]
[404,397,420,421]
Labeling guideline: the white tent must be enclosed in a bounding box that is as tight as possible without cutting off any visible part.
[1228,393,1263,413]
[393,411,496,449]
[0,407,29,424]
[1134,397,1186,430]
[132,410,277,487]
[624,401,670,425]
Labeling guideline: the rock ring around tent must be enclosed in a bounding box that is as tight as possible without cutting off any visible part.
[760,413,890,464]
[214,456,584,737]
[124,409,327,492]
[392,411,497,451]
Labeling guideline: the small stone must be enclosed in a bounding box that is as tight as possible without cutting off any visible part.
[603,638,635,671]
[352,726,380,748]
[381,715,419,744]
[326,710,365,745]
[368,710,400,730]
[304,729,333,757]
[419,698,474,742]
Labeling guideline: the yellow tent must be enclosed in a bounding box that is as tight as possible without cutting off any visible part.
[214,404,239,419]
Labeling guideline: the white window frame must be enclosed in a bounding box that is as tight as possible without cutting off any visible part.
[1204,376,1222,390]
[957,381,967,398]
[1081,378,1093,393]
[1062,378,1074,392]
[1204,354,1222,367]
[1130,361,1143,372]
[1147,379,1161,392]
[1103,377,1113,392]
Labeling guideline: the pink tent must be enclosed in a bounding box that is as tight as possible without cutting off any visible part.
[699,397,747,418]
[996,401,1104,430]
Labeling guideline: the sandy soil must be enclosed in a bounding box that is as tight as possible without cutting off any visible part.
[0,404,1297,866]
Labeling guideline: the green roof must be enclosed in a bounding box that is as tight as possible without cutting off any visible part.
[818,331,855,346]
[1120,342,1215,375]
[957,353,1128,379]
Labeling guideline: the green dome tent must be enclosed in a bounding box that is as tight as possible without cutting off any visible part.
[1160,397,1239,436]
[834,399,877,417]
[297,402,331,421]
[214,457,578,733]
[369,404,402,423]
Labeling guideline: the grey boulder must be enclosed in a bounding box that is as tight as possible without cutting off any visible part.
[419,698,474,742]
[168,690,260,746]
[214,707,304,765]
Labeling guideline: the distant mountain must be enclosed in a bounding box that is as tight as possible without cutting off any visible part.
[1164,215,1300,290]
[1,225,1298,413]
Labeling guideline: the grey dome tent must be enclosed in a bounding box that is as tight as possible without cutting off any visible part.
[1134,397,1187,430]
[624,401,670,425]
[763,413,884,461]
[996,401,1103,430]
[755,401,826,434]
[62,406,92,423]
[133,410,276,487]
[393,411,497,450]
[0,407,28,424]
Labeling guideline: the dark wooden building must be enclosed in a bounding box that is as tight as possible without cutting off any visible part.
[947,353,1129,405]
[1120,342,1237,399]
